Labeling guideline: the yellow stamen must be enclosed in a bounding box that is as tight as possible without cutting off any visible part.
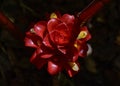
[37,40,41,46]
[74,43,78,48]
[50,13,57,19]
[77,31,87,39]
[74,42,80,50]
[69,62,79,71]
[30,28,35,33]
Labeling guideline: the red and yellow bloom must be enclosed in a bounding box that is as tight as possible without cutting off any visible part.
[24,12,91,77]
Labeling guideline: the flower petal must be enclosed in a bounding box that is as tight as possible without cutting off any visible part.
[30,48,42,61]
[24,37,37,48]
[30,48,47,69]
[61,14,75,31]
[49,23,70,45]
[75,40,88,57]
[47,18,61,32]
[40,48,54,59]
[47,61,62,75]
[60,45,79,61]
[40,53,53,59]
[79,44,88,57]
[24,32,42,48]
[43,34,55,48]
[34,21,47,39]
[61,14,75,25]
[57,46,67,54]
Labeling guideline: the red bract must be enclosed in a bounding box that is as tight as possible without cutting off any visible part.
[24,13,91,77]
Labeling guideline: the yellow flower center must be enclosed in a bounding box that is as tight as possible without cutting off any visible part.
[77,31,87,39]
[69,62,79,71]
[50,13,57,19]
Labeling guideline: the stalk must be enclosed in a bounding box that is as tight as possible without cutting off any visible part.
[0,11,24,42]
[71,0,110,42]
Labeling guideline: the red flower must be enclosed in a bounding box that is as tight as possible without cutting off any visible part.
[24,13,91,77]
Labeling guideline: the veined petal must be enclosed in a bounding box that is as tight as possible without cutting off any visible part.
[49,23,70,45]
[34,21,47,39]
[47,18,61,32]
[47,61,62,75]
[61,14,75,25]
[61,14,75,31]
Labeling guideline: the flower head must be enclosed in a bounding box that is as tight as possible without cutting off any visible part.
[24,12,91,77]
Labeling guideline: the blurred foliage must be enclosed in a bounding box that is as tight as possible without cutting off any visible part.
[0,0,120,86]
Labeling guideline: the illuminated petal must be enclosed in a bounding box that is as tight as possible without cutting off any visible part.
[24,32,42,47]
[47,61,62,75]
[58,46,67,54]
[72,53,79,62]
[40,53,53,59]
[61,14,75,25]
[47,18,61,32]
[24,37,37,48]
[61,14,75,31]
[34,21,47,39]
[43,34,54,48]
[30,48,42,61]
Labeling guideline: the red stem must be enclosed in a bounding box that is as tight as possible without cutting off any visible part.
[71,0,110,42]
[0,11,24,42]
[77,0,110,25]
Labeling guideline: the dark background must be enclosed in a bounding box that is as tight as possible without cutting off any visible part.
[0,0,120,86]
